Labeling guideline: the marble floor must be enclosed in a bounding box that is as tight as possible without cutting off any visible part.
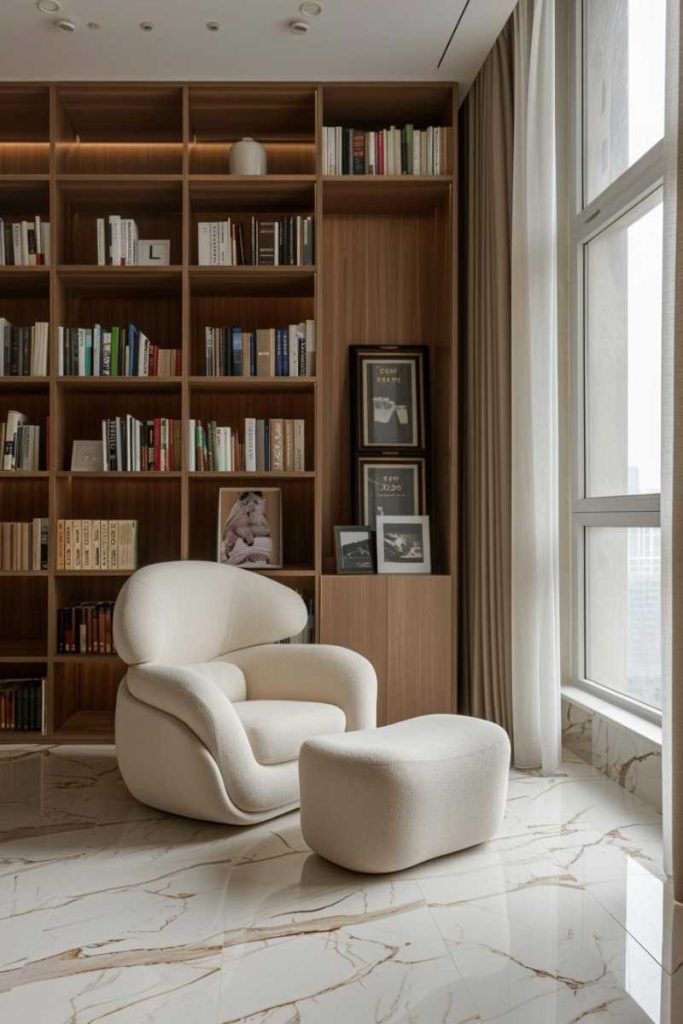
[0,745,679,1024]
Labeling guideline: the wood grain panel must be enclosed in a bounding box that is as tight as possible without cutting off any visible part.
[386,575,454,722]
[320,575,388,724]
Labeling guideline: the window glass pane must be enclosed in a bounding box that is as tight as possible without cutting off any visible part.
[585,194,662,497]
[584,0,666,204]
[585,526,661,709]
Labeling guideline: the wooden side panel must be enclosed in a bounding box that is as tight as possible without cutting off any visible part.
[319,575,388,725]
[386,575,453,722]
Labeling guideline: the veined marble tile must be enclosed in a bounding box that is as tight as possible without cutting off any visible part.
[531,819,664,885]
[604,722,663,813]
[422,871,662,1024]
[507,769,662,831]
[219,904,479,1024]
[561,701,594,766]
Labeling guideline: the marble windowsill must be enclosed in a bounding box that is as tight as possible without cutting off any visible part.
[562,684,662,747]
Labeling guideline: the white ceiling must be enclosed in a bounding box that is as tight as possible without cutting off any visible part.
[0,0,517,93]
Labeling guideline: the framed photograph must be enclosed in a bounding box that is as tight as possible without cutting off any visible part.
[137,240,171,266]
[334,526,376,574]
[217,488,282,569]
[351,345,427,450]
[376,515,431,574]
[356,457,426,530]
[71,440,104,472]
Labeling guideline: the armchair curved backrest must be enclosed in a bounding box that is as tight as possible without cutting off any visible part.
[113,561,307,666]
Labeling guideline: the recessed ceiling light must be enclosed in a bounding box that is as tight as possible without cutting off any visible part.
[139,21,154,32]
[37,0,61,13]
[288,19,309,34]
[55,17,76,31]
[299,1,322,16]
[206,21,220,31]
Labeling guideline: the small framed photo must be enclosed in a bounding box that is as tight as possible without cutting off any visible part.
[334,526,376,574]
[137,240,171,266]
[356,456,426,529]
[217,488,282,569]
[351,345,427,451]
[376,515,431,574]
[71,440,104,472]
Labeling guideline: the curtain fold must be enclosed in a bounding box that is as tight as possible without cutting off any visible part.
[509,0,561,772]
[458,21,514,734]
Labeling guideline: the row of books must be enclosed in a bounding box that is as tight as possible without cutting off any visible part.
[0,320,49,377]
[197,216,314,266]
[0,217,51,266]
[2,411,44,471]
[0,518,48,571]
[204,322,316,377]
[322,125,450,176]
[56,519,138,571]
[57,602,116,654]
[188,418,306,472]
[102,417,181,472]
[0,680,43,731]
[58,325,181,378]
[96,216,139,266]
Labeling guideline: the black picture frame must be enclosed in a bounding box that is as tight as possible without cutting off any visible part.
[351,346,428,452]
[356,456,426,530]
[334,525,376,574]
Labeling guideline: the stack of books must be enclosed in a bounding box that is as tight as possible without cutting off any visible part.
[0,518,48,571]
[322,125,450,175]
[1,410,44,471]
[245,417,305,472]
[0,217,50,265]
[57,602,116,654]
[197,215,314,266]
[56,519,138,571]
[0,679,43,731]
[188,417,306,472]
[205,322,315,377]
[58,324,181,377]
[96,216,139,265]
[0,321,49,377]
[101,416,181,471]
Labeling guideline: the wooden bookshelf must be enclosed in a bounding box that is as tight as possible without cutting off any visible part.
[0,82,457,743]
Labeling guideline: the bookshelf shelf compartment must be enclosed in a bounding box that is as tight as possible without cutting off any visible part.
[0,86,50,173]
[0,579,47,659]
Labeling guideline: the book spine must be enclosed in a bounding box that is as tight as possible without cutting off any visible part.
[244,417,256,472]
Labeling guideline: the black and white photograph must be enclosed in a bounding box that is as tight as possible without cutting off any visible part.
[334,525,376,574]
[357,457,426,529]
[351,346,427,450]
[217,488,282,569]
[376,515,431,574]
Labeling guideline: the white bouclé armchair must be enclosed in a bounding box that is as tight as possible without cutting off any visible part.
[113,561,377,825]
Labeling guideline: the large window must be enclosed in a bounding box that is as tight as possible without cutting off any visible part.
[573,0,665,716]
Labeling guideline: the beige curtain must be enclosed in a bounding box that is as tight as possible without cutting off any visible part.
[458,21,514,733]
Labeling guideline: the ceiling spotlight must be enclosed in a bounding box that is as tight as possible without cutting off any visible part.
[139,21,154,31]
[55,17,76,31]
[36,0,61,13]
[87,22,100,30]
[206,21,220,31]
[299,1,323,15]
[288,19,309,34]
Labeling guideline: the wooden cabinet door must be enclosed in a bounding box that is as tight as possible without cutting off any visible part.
[320,576,389,724]
[386,576,454,723]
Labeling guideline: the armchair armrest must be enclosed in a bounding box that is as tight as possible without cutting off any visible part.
[223,644,377,731]
[126,662,253,769]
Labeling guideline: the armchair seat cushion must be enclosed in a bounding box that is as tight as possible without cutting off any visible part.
[232,699,345,766]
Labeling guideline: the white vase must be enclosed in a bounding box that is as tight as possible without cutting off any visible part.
[228,137,267,175]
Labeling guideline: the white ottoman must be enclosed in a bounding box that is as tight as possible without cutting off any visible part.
[299,714,511,873]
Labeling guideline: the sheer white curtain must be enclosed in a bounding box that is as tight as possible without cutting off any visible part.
[510,0,562,772]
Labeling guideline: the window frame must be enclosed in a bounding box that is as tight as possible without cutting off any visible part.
[570,0,664,724]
